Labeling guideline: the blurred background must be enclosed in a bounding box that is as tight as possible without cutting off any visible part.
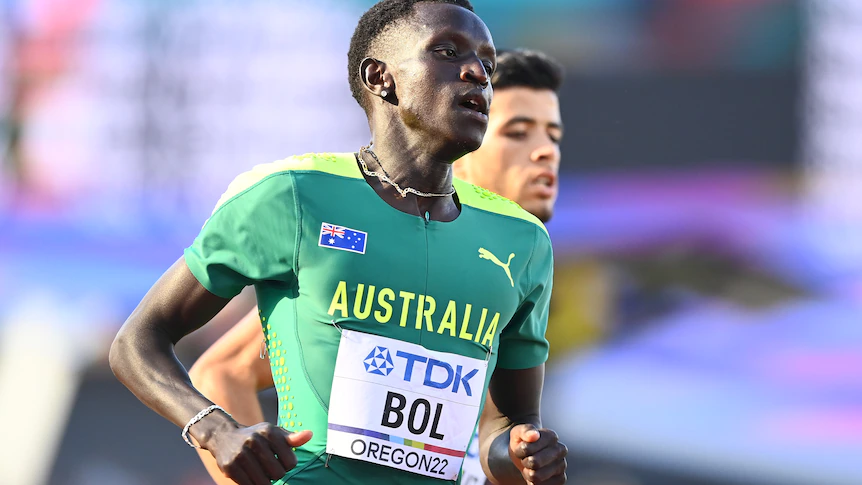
[1,0,861,484]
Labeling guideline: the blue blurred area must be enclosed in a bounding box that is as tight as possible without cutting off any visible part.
[0,213,193,319]
[546,172,862,294]
[546,298,862,484]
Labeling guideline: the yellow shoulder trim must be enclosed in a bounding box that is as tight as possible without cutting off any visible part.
[454,178,548,234]
[212,153,360,212]
[287,152,363,179]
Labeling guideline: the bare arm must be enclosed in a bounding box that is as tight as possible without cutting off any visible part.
[479,365,567,485]
[189,307,275,485]
[109,258,310,485]
[110,258,234,437]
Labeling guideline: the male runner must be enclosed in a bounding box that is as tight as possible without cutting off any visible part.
[110,2,567,484]
[188,48,565,485]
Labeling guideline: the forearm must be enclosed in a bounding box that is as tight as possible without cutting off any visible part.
[110,321,238,445]
[480,366,546,485]
[109,258,238,448]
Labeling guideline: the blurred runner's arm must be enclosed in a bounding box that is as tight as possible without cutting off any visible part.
[189,307,275,485]
[479,365,567,485]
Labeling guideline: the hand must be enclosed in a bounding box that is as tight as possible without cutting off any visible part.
[508,424,567,485]
[202,422,313,485]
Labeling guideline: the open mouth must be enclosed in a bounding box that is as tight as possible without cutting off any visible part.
[457,92,489,119]
[459,99,487,115]
[531,172,557,198]
[534,173,555,188]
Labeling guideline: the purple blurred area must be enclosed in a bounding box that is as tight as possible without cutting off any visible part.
[2,1,861,485]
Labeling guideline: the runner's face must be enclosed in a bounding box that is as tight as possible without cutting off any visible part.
[455,88,562,222]
[386,3,495,156]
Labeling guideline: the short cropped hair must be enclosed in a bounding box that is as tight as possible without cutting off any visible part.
[491,49,564,93]
[348,0,475,112]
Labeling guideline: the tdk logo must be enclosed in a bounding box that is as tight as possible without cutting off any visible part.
[395,351,479,397]
[363,346,395,376]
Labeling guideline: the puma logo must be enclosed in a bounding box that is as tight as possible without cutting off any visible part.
[478,248,515,287]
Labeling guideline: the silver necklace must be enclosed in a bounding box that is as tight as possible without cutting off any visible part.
[358,144,456,198]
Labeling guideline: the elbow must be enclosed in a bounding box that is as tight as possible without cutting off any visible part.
[108,327,132,382]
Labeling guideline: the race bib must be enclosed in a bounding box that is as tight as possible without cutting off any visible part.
[327,330,488,480]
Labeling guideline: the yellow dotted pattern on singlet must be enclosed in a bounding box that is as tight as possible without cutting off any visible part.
[260,310,302,432]
[471,184,520,206]
[294,152,339,164]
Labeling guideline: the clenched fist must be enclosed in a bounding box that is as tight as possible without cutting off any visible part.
[508,424,567,485]
[201,422,313,485]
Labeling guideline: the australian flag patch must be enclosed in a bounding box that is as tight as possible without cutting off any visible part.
[318,222,367,254]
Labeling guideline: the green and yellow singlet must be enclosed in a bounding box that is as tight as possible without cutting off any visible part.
[184,153,553,484]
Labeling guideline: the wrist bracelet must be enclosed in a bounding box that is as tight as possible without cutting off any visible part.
[182,404,231,449]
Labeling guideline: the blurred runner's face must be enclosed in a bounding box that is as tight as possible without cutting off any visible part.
[456,87,562,222]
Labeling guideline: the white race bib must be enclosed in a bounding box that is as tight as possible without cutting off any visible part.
[327,330,488,480]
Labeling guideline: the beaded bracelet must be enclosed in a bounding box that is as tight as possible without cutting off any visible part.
[182,404,231,448]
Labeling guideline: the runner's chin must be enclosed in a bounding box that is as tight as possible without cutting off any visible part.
[520,197,555,223]
[450,107,488,152]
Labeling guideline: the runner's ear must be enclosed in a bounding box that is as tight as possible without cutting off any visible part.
[360,57,391,100]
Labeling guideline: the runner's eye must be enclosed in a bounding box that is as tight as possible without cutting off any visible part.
[436,48,457,58]
[505,132,527,140]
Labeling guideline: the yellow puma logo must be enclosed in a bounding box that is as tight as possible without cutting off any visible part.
[478,248,515,287]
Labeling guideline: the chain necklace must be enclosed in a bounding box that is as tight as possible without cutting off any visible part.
[358,143,456,198]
